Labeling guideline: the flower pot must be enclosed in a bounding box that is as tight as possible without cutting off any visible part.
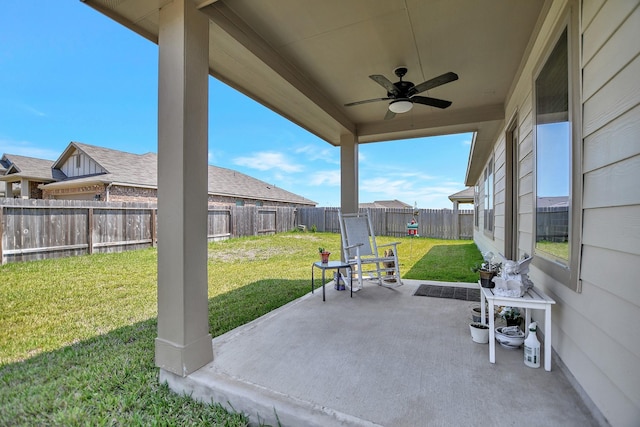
[506,318,522,328]
[469,323,489,344]
[470,304,490,323]
[320,251,330,263]
[479,270,496,288]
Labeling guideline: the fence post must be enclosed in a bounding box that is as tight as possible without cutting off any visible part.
[87,207,94,255]
[453,201,460,240]
[151,208,157,247]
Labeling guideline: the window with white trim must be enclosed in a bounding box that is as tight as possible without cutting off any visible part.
[533,4,581,292]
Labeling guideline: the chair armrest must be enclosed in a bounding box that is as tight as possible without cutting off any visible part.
[378,242,401,248]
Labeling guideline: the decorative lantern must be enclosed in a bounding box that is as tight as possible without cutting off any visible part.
[407,218,419,236]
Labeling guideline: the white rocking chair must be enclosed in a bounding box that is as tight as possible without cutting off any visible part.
[338,210,402,290]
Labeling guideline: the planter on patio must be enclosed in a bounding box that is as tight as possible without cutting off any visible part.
[478,270,496,288]
[470,304,491,323]
[469,323,489,344]
[318,247,330,264]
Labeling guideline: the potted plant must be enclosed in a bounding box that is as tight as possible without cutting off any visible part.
[469,322,489,344]
[318,247,330,264]
[498,306,522,328]
[471,251,501,288]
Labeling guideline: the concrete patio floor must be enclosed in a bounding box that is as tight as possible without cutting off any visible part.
[161,280,604,426]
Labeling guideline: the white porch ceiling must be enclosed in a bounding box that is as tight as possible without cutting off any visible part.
[82,0,548,183]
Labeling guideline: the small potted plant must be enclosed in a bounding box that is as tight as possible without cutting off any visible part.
[498,306,522,328]
[471,251,501,288]
[318,247,330,264]
[469,322,489,344]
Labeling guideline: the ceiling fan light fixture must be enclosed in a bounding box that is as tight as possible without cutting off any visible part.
[388,99,413,114]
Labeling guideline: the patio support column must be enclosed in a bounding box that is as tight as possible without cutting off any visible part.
[155,0,212,377]
[340,133,358,214]
[20,178,29,199]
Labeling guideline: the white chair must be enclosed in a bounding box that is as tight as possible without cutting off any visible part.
[338,210,402,290]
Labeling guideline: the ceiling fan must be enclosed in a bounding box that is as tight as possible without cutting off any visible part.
[344,67,458,120]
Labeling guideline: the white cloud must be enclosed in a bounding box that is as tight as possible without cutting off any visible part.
[308,169,341,186]
[360,175,464,209]
[0,139,61,160]
[19,104,46,117]
[294,144,339,165]
[233,151,302,173]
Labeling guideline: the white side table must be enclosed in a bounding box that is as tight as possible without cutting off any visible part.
[480,284,556,371]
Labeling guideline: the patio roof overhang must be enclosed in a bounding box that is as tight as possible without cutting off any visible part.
[81,0,548,185]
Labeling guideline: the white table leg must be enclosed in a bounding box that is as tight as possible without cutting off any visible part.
[488,298,495,364]
[480,288,486,325]
[545,304,552,371]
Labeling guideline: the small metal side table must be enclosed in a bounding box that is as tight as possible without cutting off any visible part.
[311,261,353,301]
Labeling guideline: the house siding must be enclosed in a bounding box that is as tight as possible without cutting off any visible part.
[60,149,106,178]
[472,1,640,425]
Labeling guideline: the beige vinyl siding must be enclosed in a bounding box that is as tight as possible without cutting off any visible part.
[473,0,640,424]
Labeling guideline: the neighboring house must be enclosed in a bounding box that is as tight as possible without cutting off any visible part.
[39,142,316,207]
[447,187,474,211]
[464,2,640,425]
[0,154,65,199]
[359,199,412,209]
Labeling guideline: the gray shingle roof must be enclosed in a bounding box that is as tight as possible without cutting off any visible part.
[0,154,65,182]
[45,142,315,205]
[448,187,474,203]
[360,200,412,209]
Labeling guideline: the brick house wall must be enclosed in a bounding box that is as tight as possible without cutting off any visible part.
[45,184,310,207]
[108,185,157,203]
[29,181,44,199]
[43,184,105,200]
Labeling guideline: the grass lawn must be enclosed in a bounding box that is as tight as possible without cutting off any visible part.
[0,232,482,425]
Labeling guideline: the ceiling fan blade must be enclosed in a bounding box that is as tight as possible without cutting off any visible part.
[384,109,396,120]
[344,97,392,107]
[412,96,452,109]
[409,72,459,96]
[369,74,400,96]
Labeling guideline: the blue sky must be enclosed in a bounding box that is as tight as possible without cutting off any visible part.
[0,1,473,208]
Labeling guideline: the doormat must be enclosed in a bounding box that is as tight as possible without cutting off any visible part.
[413,285,480,302]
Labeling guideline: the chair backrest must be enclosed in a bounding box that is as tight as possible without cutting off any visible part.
[339,210,377,259]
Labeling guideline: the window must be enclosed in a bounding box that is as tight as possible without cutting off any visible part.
[235,200,244,207]
[533,5,581,292]
[535,28,570,262]
[474,185,479,228]
[75,154,81,169]
[483,158,494,235]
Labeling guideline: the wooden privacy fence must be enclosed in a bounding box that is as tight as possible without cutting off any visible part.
[296,207,474,240]
[0,200,473,264]
[0,199,296,264]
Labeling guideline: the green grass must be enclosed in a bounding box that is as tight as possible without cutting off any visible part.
[536,241,569,261]
[0,232,481,425]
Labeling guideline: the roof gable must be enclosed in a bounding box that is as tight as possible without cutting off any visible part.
[0,154,65,182]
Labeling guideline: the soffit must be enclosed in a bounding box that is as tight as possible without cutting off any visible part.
[82,0,546,154]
